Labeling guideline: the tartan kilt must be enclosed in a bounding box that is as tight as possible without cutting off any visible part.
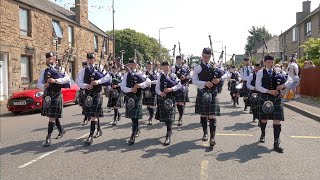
[125,94,143,119]
[142,90,157,106]
[229,81,239,94]
[84,92,103,117]
[195,88,218,115]
[78,89,86,107]
[176,93,188,103]
[240,82,250,97]
[107,89,124,108]
[41,90,63,118]
[257,93,284,121]
[155,95,176,122]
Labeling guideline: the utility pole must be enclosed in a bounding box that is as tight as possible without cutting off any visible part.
[112,0,115,61]
[224,46,226,64]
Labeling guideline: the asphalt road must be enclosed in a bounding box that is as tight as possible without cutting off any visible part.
[1,84,320,180]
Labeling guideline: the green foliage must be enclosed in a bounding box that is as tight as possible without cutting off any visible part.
[107,28,170,65]
[299,38,320,68]
[244,26,272,54]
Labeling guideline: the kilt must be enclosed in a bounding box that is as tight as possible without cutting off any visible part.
[257,93,284,121]
[78,89,86,107]
[41,90,63,118]
[142,90,157,106]
[229,81,239,94]
[176,92,189,103]
[84,92,103,117]
[125,94,143,119]
[107,89,124,108]
[249,91,259,117]
[195,88,218,116]
[240,82,250,97]
[155,95,176,122]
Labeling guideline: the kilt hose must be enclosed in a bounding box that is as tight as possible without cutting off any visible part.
[84,91,104,118]
[155,95,176,123]
[41,90,63,118]
[195,88,219,116]
[107,89,124,108]
[257,93,284,121]
[125,94,143,119]
[142,90,157,106]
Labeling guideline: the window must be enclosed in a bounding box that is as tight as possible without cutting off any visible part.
[68,26,74,47]
[305,21,312,36]
[318,12,320,30]
[292,27,298,42]
[19,8,31,36]
[21,56,31,84]
[52,20,63,44]
[94,35,98,52]
[104,38,109,54]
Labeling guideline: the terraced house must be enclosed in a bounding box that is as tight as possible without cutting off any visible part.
[0,0,113,102]
[279,1,320,60]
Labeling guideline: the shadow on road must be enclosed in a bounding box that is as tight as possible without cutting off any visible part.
[0,110,40,118]
[215,142,273,163]
[223,122,257,131]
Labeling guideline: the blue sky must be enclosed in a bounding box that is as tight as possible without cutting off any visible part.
[51,0,320,59]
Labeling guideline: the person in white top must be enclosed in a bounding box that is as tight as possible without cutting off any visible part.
[240,57,253,111]
[37,51,71,147]
[287,57,300,98]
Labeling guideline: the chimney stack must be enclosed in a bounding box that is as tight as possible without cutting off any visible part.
[75,0,89,28]
[296,1,312,23]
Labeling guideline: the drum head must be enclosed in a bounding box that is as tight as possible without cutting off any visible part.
[202,92,212,104]
[85,96,93,107]
[127,98,135,110]
[164,99,173,110]
[44,96,52,108]
[262,100,274,113]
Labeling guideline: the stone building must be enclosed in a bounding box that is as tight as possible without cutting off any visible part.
[279,1,320,60]
[0,0,113,102]
[251,36,281,62]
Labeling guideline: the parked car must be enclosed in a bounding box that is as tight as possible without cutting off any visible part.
[7,79,80,114]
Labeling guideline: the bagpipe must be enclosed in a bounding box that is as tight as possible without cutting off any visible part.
[160,73,180,110]
[45,65,70,89]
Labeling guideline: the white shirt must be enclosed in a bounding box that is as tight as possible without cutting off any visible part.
[288,62,300,82]
[255,68,292,93]
[37,66,71,91]
[246,73,255,91]
[76,67,111,89]
[240,66,253,81]
[119,72,151,93]
[155,73,182,95]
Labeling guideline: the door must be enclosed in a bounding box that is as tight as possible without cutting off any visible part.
[0,52,9,101]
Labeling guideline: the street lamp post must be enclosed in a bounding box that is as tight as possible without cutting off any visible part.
[158,27,173,63]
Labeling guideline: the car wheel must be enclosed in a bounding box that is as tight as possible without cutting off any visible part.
[74,91,80,104]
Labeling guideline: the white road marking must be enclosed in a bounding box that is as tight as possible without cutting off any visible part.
[200,160,209,180]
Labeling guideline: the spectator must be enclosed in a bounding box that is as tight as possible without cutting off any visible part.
[303,61,310,69]
[287,57,301,98]
[282,61,289,74]
[308,60,316,68]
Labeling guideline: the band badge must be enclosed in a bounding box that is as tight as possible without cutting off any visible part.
[202,92,212,104]
[164,99,174,110]
[85,96,93,107]
[144,90,152,98]
[112,90,119,98]
[127,98,135,110]
[43,96,52,108]
[262,100,274,113]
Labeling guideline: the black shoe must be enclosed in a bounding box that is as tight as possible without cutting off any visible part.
[177,120,182,126]
[83,136,93,146]
[117,114,121,121]
[259,134,265,143]
[55,129,66,139]
[94,129,103,138]
[147,117,152,125]
[202,134,208,141]
[163,133,171,146]
[128,134,135,145]
[249,108,253,114]
[112,117,117,126]
[81,120,88,126]
[135,129,140,137]
[209,138,216,147]
[42,138,51,147]
[273,141,284,153]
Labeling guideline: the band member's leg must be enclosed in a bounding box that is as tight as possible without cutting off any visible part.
[177,102,184,126]
[112,108,118,125]
[55,118,66,139]
[208,115,216,147]
[43,118,56,147]
[128,118,139,145]
[147,106,154,125]
[163,121,173,146]
[259,120,267,143]
[201,116,208,141]
[84,117,98,146]
[273,120,283,153]
[94,117,102,138]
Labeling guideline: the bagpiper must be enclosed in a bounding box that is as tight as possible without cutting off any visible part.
[255,55,291,153]
[192,48,224,147]
[171,55,191,126]
[77,61,90,125]
[76,53,111,146]
[155,61,183,145]
[37,52,70,147]
[228,65,241,107]
[240,57,253,111]
[142,61,158,125]
[119,59,150,145]
[107,65,123,126]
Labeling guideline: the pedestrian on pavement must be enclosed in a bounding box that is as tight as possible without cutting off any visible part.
[192,47,224,147]
[119,59,151,145]
[76,53,111,146]
[255,55,292,153]
[155,61,182,146]
[37,52,71,147]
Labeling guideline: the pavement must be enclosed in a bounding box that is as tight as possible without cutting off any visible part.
[1,84,320,180]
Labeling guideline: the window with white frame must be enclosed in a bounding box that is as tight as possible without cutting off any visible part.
[68,26,74,47]
[292,27,298,42]
[305,21,312,36]
[19,8,31,36]
[94,35,98,52]
[52,20,63,44]
[21,56,31,84]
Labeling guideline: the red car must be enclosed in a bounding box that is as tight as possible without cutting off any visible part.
[7,79,80,114]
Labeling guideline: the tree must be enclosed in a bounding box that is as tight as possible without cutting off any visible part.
[298,38,320,68]
[244,26,272,55]
[107,28,170,65]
